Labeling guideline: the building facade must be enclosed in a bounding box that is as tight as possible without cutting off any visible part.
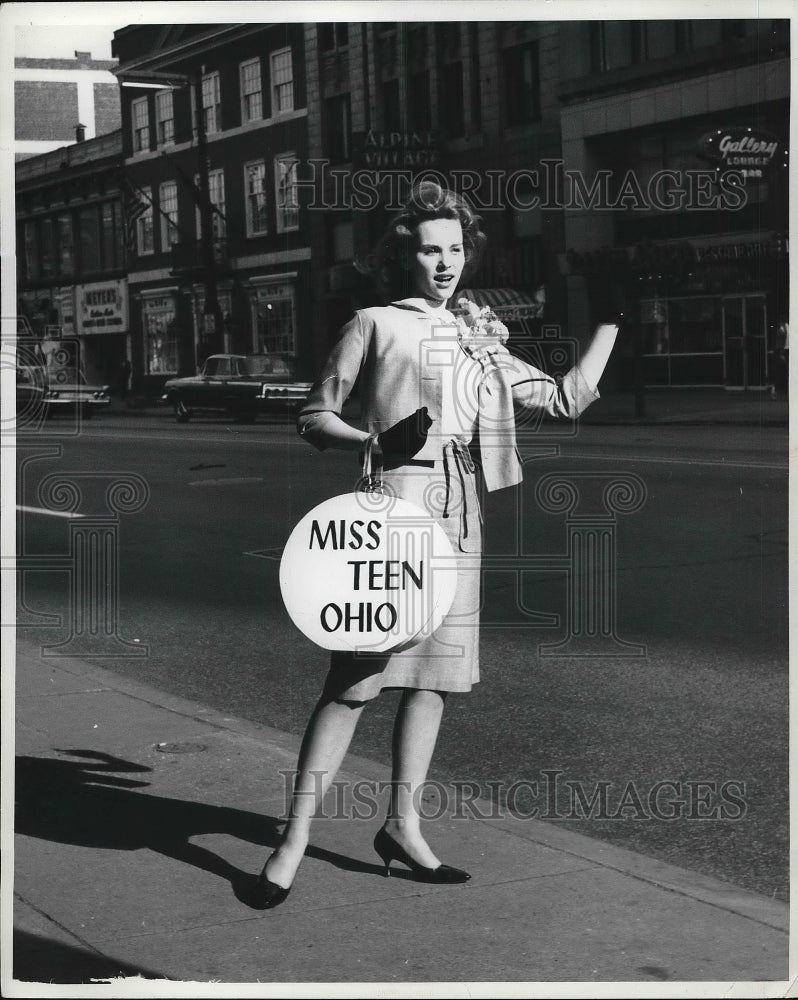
[112,23,310,393]
[556,19,789,388]
[15,52,120,162]
[15,130,129,387]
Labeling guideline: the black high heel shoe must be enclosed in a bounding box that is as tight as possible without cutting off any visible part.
[373,827,471,884]
[255,854,292,910]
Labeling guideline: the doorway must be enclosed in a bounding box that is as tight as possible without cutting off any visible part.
[722,295,768,389]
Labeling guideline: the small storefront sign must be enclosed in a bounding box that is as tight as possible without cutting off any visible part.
[698,127,781,181]
[75,280,129,335]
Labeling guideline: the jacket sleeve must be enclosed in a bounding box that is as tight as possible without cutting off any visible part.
[296,311,369,450]
[489,347,599,419]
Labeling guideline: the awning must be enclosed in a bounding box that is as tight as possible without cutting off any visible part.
[456,287,545,320]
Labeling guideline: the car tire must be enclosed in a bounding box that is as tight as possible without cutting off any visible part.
[174,398,191,423]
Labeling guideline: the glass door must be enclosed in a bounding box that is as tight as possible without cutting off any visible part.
[722,295,768,389]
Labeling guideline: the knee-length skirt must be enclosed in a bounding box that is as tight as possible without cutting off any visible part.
[322,441,482,702]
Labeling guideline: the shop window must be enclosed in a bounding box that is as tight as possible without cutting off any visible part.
[590,22,636,72]
[271,48,294,114]
[240,58,263,123]
[131,96,150,153]
[328,219,354,262]
[244,161,269,236]
[255,282,296,354]
[644,21,680,60]
[408,71,431,131]
[142,294,178,374]
[275,156,299,233]
[504,41,540,125]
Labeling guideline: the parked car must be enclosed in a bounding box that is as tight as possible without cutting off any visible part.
[16,364,110,420]
[161,353,312,423]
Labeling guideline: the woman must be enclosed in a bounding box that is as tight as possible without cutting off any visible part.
[258,181,619,908]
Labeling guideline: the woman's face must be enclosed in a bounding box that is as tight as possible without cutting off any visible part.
[410,218,466,304]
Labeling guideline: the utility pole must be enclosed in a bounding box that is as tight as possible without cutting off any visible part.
[192,72,222,363]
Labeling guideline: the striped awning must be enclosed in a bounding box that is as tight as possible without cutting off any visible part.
[456,287,545,320]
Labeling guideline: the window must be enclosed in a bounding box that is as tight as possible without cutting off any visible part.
[644,21,679,60]
[136,187,154,255]
[159,180,179,249]
[275,156,299,232]
[240,58,263,123]
[440,62,465,138]
[382,79,401,131]
[101,201,124,269]
[195,169,226,239]
[201,71,221,134]
[408,71,431,131]
[504,42,540,125]
[254,281,296,354]
[131,96,150,153]
[57,212,74,275]
[78,206,101,270]
[244,161,269,235]
[319,23,349,51]
[323,94,351,163]
[155,90,174,145]
[23,221,39,280]
[271,48,294,114]
[142,294,177,374]
[591,22,636,72]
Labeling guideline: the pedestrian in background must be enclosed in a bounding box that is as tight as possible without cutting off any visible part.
[257,180,621,909]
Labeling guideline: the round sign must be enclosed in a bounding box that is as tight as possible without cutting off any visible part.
[280,492,458,653]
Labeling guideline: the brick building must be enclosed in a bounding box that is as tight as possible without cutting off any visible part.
[15,130,129,387]
[112,23,311,393]
[15,52,120,161]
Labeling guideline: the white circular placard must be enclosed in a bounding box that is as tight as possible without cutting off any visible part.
[280,492,457,653]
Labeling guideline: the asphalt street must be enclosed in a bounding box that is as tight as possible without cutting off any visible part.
[15,412,789,902]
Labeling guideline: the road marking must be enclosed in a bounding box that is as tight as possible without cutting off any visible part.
[558,452,787,472]
[189,476,264,487]
[16,505,85,519]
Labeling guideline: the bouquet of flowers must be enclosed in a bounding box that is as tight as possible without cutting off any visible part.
[454,297,510,347]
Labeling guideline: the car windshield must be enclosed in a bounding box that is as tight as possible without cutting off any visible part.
[243,355,294,378]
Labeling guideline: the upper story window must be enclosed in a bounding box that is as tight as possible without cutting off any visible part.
[504,41,540,126]
[131,96,150,153]
[155,90,174,146]
[319,23,349,51]
[440,62,465,139]
[136,187,154,255]
[275,155,299,233]
[271,48,294,114]
[244,161,269,236]
[240,58,263,123]
[202,71,221,134]
[195,168,226,239]
[323,94,351,163]
[159,180,179,250]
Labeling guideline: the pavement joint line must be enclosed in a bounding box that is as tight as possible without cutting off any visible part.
[554,453,788,471]
[14,891,126,960]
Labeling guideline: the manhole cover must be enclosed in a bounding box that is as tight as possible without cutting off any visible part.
[154,742,207,754]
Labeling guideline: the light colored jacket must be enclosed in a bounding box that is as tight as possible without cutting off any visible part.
[297,303,599,492]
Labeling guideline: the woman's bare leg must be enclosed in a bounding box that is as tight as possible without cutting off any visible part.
[383,688,447,868]
[265,695,366,888]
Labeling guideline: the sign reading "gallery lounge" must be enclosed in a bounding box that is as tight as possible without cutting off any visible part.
[699,127,782,180]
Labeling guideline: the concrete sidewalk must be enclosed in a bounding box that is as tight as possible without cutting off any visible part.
[9,639,790,993]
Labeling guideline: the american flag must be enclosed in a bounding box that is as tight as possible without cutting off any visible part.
[121,176,150,253]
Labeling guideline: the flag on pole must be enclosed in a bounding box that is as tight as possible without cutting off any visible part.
[121,176,150,253]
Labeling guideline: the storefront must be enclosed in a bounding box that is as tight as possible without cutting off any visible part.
[74,278,130,386]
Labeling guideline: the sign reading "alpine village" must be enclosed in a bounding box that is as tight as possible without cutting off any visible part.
[699,127,781,180]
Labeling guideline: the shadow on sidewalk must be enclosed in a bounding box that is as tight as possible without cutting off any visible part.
[15,750,392,913]
[13,930,168,985]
